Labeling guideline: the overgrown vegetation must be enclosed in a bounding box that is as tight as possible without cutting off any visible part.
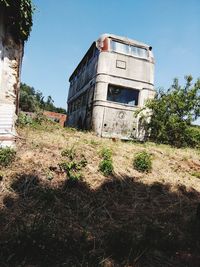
[0,123,200,266]
[0,0,34,42]
[17,111,47,127]
[19,83,67,114]
[133,151,152,173]
[0,147,16,167]
[99,147,114,176]
[140,76,200,148]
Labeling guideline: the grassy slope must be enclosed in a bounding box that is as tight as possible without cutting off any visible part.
[0,122,200,267]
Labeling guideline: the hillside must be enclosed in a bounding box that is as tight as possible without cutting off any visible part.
[0,121,200,267]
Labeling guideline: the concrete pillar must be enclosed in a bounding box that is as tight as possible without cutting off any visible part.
[0,13,24,147]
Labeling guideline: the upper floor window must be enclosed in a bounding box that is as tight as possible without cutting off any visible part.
[111,40,148,59]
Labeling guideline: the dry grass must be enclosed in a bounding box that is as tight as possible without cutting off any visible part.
[0,122,200,266]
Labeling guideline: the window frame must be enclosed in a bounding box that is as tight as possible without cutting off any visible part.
[111,39,149,60]
[107,84,140,107]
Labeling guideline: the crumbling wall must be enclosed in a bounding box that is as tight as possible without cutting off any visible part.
[0,13,23,147]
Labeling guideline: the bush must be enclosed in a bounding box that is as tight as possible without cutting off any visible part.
[17,112,34,126]
[133,151,152,173]
[185,126,200,148]
[0,147,16,167]
[99,148,114,176]
[140,76,200,147]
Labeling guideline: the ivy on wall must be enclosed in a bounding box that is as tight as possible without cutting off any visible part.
[0,0,34,42]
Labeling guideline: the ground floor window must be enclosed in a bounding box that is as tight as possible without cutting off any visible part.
[107,85,139,106]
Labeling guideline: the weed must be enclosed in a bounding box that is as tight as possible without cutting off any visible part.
[133,151,152,173]
[0,147,16,167]
[59,150,87,182]
[100,147,112,160]
[61,147,76,160]
[90,139,100,146]
[99,159,114,176]
[191,171,200,179]
[99,147,114,176]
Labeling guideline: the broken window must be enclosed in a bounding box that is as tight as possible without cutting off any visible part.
[107,85,139,106]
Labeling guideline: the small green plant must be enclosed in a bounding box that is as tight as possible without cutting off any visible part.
[99,147,114,176]
[0,147,16,167]
[59,149,87,182]
[100,147,112,159]
[59,161,82,181]
[61,147,76,160]
[133,151,152,173]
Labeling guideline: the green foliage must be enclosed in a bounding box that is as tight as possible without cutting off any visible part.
[19,83,39,112]
[184,126,200,148]
[0,147,16,167]
[0,0,34,42]
[59,148,87,182]
[99,148,114,176]
[17,112,34,126]
[17,112,47,128]
[61,147,76,160]
[141,76,200,148]
[100,147,113,160]
[19,83,67,114]
[133,151,152,173]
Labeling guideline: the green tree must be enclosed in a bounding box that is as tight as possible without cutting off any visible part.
[19,83,38,112]
[141,76,200,147]
[19,83,67,114]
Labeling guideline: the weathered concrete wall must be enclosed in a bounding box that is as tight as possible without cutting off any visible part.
[0,13,23,147]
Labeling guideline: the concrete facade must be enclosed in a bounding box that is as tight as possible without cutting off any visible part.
[67,34,155,140]
[0,13,23,147]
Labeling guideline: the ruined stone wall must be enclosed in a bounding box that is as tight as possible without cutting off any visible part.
[0,13,24,147]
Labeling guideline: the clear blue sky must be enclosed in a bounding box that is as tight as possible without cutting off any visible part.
[21,0,200,113]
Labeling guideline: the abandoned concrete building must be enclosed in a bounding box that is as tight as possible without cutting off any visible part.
[67,33,155,140]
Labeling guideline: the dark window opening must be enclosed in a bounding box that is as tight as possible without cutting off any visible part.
[107,85,139,106]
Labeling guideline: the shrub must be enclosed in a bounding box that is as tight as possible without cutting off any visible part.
[17,112,47,128]
[0,147,16,167]
[139,76,200,148]
[185,126,200,148]
[99,147,114,176]
[17,112,34,126]
[133,151,152,173]
[99,159,114,176]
